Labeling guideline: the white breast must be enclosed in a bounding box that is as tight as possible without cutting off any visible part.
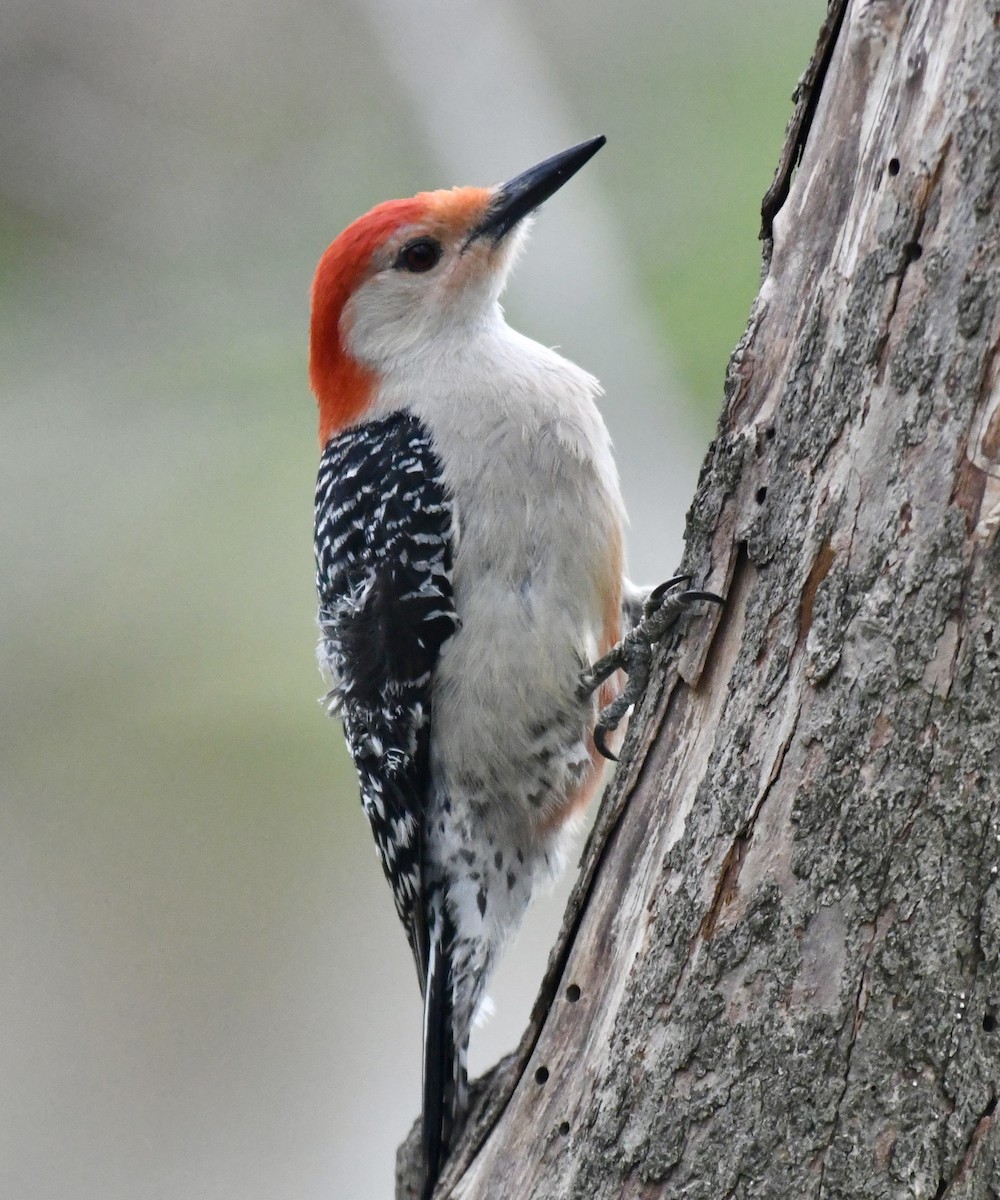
[372,315,626,822]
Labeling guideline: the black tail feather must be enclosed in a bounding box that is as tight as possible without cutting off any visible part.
[421,916,458,1200]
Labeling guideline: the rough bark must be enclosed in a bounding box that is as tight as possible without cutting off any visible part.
[397,1,1000,1195]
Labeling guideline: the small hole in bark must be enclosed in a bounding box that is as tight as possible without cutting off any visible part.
[903,241,923,262]
[535,1066,549,1085]
[765,426,776,441]
[888,157,900,176]
[558,1121,570,1136]
[565,984,581,1002]
[984,1012,997,1032]
[755,487,768,504]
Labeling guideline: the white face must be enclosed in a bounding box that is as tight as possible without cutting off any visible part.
[343,218,532,371]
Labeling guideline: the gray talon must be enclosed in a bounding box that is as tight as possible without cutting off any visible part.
[580,578,723,761]
[593,720,619,762]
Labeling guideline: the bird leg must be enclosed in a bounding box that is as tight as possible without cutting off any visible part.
[577,575,724,761]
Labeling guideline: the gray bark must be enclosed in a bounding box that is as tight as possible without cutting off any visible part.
[397,0,1000,1195]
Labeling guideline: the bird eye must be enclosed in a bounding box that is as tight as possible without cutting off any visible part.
[396,238,442,274]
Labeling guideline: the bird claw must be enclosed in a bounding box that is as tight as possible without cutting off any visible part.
[592,711,623,762]
[583,577,724,762]
[642,573,693,614]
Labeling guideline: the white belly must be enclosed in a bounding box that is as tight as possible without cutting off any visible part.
[371,319,625,822]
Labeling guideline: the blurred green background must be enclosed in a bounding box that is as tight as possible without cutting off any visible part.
[1,1,822,1197]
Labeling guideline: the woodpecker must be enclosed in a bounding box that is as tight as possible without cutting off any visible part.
[310,136,717,1197]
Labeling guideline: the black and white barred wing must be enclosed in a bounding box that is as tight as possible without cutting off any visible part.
[315,412,458,990]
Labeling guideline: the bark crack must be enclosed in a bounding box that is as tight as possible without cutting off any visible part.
[969,801,999,980]
[760,0,850,246]
[935,1091,998,1198]
[700,701,801,943]
[815,905,887,1198]
[796,535,836,650]
[698,834,749,942]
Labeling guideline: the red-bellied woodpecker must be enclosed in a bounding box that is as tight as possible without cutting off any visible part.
[309,137,718,1197]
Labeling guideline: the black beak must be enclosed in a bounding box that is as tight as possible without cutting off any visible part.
[470,135,606,244]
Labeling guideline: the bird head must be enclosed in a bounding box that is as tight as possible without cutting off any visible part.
[309,136,605,444]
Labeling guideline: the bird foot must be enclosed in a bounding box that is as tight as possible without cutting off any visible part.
[577,575,724,762]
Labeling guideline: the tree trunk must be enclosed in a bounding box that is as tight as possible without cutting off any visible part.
[397,1,1000,1194]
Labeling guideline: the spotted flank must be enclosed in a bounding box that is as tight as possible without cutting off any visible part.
[315,411,458,986]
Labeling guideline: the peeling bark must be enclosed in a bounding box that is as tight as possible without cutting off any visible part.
[397,1,1000,1196]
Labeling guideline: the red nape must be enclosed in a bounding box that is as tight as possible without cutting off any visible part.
[309,198,425,443]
